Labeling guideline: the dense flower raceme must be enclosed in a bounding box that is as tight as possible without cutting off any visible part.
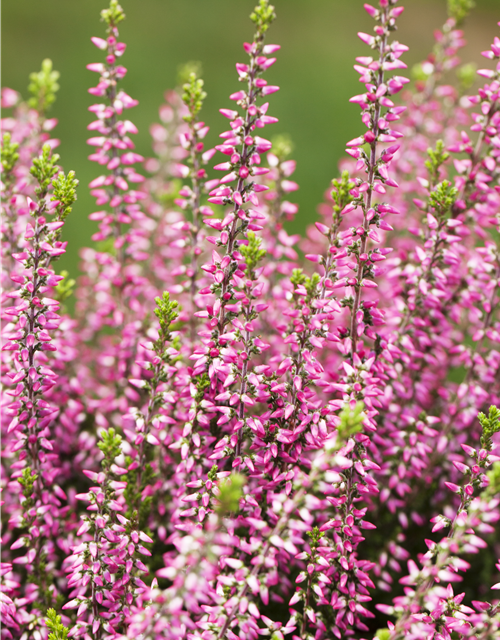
[1,143,79,634]
[2,0,500,639]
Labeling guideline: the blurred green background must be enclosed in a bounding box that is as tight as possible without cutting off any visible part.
[2,0,499,279]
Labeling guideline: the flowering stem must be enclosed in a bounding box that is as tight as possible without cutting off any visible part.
[216,483,309,639]
[350,5,390,357]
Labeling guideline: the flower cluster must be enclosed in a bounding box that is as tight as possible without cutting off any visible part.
[2,0,500,639]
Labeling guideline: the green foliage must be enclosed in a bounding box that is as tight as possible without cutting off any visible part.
[182,72,207,124]
[486,461,500,496]
[45,609,69,640]
[375,630,391,640]
[457,63,476,92]
[290,269,321,306]
[290,268,307,288]
[1,133,19,178]
[124,455,154,527]
[479,405,500,451]
[216,473,245,514]
[96,238,117,256]
[121,293,179,522]
[425,140,449,187]
[194,372,211,404]
[30,144,60,199]
[240,231,266,278]
[337,402,365,441]
[154,291,179,347]
[250,0,276,36]
[28,59,60,114]
[411,62,432,83]
[51,170,78,221]
[18,466,37,505]
[304,273,320,299]
[331,170,355,217]
[429,180,458,217]
[98,428,122,473]
[101,0,125,31]
[178,60,203,86]
[447,0,475,25]
[306,526,324,548]
[270,134,294,161]
[54,271,76,305]
[207,464,219,482]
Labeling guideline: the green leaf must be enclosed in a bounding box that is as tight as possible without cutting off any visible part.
[306,526,324,548]
[290,269,307,288]
[250,0,276,35]
[486,461,500,496]
[270,134,294,161]
[95,238,117,256]
[411,62,432,83]
[479,405,500,451]
[18,467,37,502]
[240,231,266,278]
[457,63,476,92]
[447,0,475,25]
[182,72,207,124]
[429,180,458,217]
[45,609,69,640]
[425,139,449,187]
[1,133,20,176]
[54,271,76,305]
[216,473,245,514]
[51,170,78,221]
[177,61,203,86]
[28,59,60,114]
[154,291,180,345]
[101,0,125,30]
[98,427,123,472]
[331,170,355,216]
[337,402,365,441]
[30,143,60,199]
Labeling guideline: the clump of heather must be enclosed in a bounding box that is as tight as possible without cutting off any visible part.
[2,0,500,638]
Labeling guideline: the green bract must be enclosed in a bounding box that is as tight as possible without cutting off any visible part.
[28,59,59,114]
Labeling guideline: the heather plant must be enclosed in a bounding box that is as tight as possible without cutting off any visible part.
[1,0,500,639]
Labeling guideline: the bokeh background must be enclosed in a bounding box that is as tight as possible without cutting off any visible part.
[2,0,499,279]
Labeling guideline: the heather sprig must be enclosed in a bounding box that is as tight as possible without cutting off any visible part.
[101,0,125,32]
[250,0,276,36]
[479,404,500,451]
[1,132,21,256]
[124,292,179,523]
[345,0,408,355]
[384,408,500,639]
[54,270,76,305]
[27,59,60,115]
[65,427,151,638]
[1,132,20,180]
[448,0,475,26]
[189,0,281,462]
[86,0,145,249]
[176,70,213,333]
[182,72,206,125]
[2,144,77,620]
[424,138,449,188]
[45,608,69,640]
